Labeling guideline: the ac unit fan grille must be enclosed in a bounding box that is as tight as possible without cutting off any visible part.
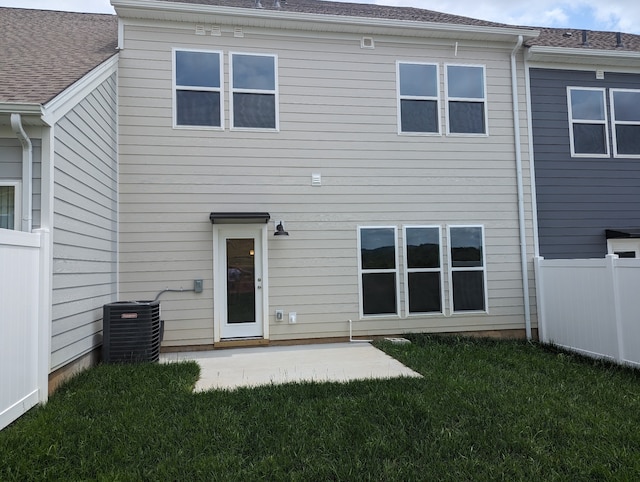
[103,301,162,363]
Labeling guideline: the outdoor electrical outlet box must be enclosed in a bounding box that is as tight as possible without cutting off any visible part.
[194,279,203,293]
[289,312,297,324]
[275,309,284,321]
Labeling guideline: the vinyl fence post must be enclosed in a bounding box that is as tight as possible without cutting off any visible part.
[533,256,546,343]
[606,254,624,364]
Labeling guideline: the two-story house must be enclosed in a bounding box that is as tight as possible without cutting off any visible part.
[112,0,540,350]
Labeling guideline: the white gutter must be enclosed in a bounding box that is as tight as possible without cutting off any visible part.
[510,35,532,340]
[10,113,33,232]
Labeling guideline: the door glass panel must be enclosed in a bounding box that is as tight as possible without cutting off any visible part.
[226,238,255,323]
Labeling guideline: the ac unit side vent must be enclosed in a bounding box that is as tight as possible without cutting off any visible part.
[103,301,163,363]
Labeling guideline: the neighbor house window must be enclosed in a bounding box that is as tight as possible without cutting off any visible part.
[445,65,487,134]
[397,62,440,134]
[0,181,20,230]
[611,89,640,157]
[230,53,278,129]
[567,87,609,156]
[358,227,399,317]
[448,225,487,312]
[403,226,443,314]
[174,49,223,128]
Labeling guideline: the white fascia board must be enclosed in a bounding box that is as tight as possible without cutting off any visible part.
[527,45,640,69]
[112,0,539,42]
[42,54,119,126]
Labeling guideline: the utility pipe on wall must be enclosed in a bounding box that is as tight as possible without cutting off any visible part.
[10,113,33,232]
[510,36,532,340]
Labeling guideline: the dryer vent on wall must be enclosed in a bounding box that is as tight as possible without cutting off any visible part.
[102,301,163,363]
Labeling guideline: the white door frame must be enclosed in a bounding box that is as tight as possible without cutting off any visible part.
[213,224,269,342]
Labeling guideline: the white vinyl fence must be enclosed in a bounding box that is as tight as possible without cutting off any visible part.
[534,255,640,367]
[0,228,50,431]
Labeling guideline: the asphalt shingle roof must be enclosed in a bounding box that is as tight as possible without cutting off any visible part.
[526,27,640,52]
[0,8,118,105]
[3,1,640,106]
[154,0,512,28]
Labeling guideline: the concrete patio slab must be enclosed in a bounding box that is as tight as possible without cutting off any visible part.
[161,342,422,391]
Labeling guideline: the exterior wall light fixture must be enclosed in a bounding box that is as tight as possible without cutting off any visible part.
[274,221,289,236]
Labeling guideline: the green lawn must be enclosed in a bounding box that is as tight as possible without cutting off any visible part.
[1,334,640,480]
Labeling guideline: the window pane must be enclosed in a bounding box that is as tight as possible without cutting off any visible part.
[361,228,395,269]
[571,89,605,120]
[233,93,276,128]
[362,273,397,315]
[573,124,607,154]
[449,101,485,134]
[400,100,438,133]
[613,91,640,122]
[0,186,15,230]
[452,271,485,311]
[447,66,484,99]
[408,272,441,313]
[616,125,640,155]
[233,54,275,90]
[399,63,437,97]
[176,51,220,88]
[406,227,439,268]
[177,90,221,126]
[450,227,483,267]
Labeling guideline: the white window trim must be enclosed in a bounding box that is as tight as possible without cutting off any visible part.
[357,226,400,319]
[447,224,488,315]
[396,61,441,136]
[0,180,21,231]
[172,48,224,130]
[610,88,640,158]
[444,64,488,137]
[229,52,279,132]
[402,225,444,316]
[567,86,610,158]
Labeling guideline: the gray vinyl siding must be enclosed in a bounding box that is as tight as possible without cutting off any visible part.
[51,72,118,371]
[118,22,536,345]
[530,68,640,259]
[0,138,42,229]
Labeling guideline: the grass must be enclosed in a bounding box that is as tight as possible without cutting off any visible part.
[1,334,640,480]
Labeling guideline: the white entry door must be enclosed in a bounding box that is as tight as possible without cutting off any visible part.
[215,225,267,340]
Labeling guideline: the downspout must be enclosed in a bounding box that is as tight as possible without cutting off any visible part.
[10,113,33,232]
[510,35,532,340]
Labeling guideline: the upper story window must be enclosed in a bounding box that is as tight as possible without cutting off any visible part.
[448,225,487,313]
[397,62,440,134]
[567,87,609,157]
[358,227,399,317]
[173,49,223,128]
[610,89,640,157]
[403,226,443,314]
[0,181,20,230]
[230,53,278,130]
[445,65,487,135]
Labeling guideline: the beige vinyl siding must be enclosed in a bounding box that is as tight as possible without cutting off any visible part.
[51,73,118,370]
[118,21,537,345]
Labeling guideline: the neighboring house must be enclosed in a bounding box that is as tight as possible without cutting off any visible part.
[112,0,540,349]
[526,29,640,259]
[0,8,119,392]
